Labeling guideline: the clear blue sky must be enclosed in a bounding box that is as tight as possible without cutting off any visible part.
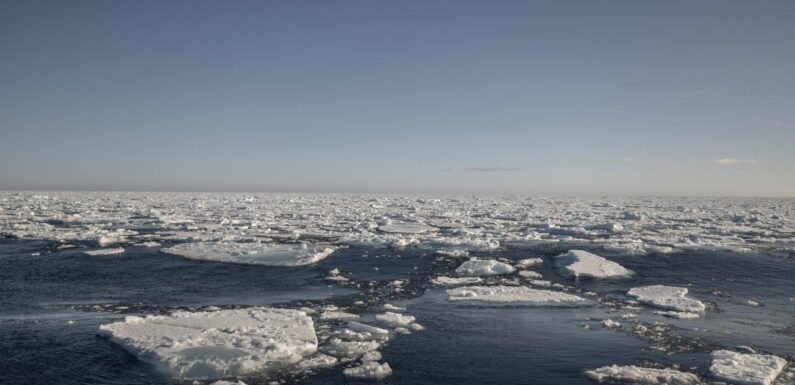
[2,0,793,195]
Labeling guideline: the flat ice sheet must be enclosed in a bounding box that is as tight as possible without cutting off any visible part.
[447,285,586,305]
[553,250,632,279]
[709,350,787,385]
[627,285,706,313]
[162,242,337,266]
[97,308,317,379]
[585,364,700,384]
[455,258,516,276]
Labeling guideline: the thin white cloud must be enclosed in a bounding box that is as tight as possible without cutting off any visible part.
[464,166,522,172]
[712,158,760,165]
[622,156,636,163]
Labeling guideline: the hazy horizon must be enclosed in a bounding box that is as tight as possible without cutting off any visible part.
[2,1,794,196]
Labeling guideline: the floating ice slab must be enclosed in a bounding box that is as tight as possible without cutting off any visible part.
[431,276,483,286]
[709,350,787,385]
[85,247,125,256]
[516,258,543,268]
[627,285,705,313]
[162,242,337,266]
[455,258,516,276]
[553,250,632,279]
[377,224,432,234]
[343,361,393,380]
[375,312,416,327]
[585,365,700,385]
[97,308,317,379]
[447,286,586,305]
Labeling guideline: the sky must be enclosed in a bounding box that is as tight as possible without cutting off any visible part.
[1,0,793,196]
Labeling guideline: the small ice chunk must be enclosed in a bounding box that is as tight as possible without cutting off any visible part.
[375,312,416,328]
[377,224,432,234]
[85,247,125,256]
[431,276,483,286]
[320,311,360,321]
[347,322,389,336]
[627,285,706,313]
[553,250,632,279]
[321,338,381,358]
[209,381,247,385]
[343,361,393,380]
[518,270,543,279]
[602,319,621,328]
[709,350,786,385]
[381,303,406,311]
[585,365,700,384]
[455,258,516,276]
[447,286,585,305]
[654,310,701,319]
[97,308,317,379]
[162,242,336,266]
[516,258,543,268]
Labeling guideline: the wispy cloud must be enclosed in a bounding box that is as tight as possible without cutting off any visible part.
[622,156,636,163]
[712,158,760,165]
[464,166,522,172]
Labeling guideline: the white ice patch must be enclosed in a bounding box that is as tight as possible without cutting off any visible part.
[85,247,125,256]
[447,286,586,305]
[455,258,516,276]
[553,250,632,279]
[343,361,393,380]
[431,276,483,286]
[709,350,787,385]
[97,308,317,380]
[516,258,543,268]
[627,285,706,313]
[162,242,336,266]
[585,365,700,385]
[377,224,432,234]
[375,312,416,328]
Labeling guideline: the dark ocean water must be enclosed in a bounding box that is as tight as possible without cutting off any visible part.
[1,239,793,384]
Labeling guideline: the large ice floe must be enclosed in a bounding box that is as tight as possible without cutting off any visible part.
[455,258,516,276]
[447,285,586,305]
[161,242,336,266]
[97,308,317,379]
[553,250,633,279]
[585,365,700,385]
[627,285,706,314]
[709,350,787,385]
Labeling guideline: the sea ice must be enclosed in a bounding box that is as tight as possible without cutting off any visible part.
[162,242,336,266]
[97,308,317,379]
[85,247,125,256]
[343,361,393,380]
[375,312,416,328]
[585,365,700,385]
[553,250,633,279]
[627,285,706,313]
[377,223,432,234]
[447,286,586,305]
[455,258,516,276]
[709,350,787,385]
[431,276,483,286]
[516,258,543,268]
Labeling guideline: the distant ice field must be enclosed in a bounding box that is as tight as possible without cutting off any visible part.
[1,192,793,385]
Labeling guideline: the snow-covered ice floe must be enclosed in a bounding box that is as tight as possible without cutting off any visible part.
[447,286,586,305]
[709,350,787,385]
[161,242,337,266]
[455,258,516,276]
[553,250,632,279]
[627,285,706,314]
[430,276,483,286]
[343,362,393,380]
[377,223,433,234]
[585,365,700,385]
[85,247,125,256]
[97,308,317,379]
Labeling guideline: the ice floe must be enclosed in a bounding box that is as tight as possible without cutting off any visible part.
[455,258,516,276]
[430,276,483,286]
[709,350,787,385]
[97,308,317,379]
[627,285,706,313]
[585,365,700,384]
[553,250,632,279]
[161,242,336,266]
[85,247,125,256]
[343,361,393,380]
[447,286,586,305]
